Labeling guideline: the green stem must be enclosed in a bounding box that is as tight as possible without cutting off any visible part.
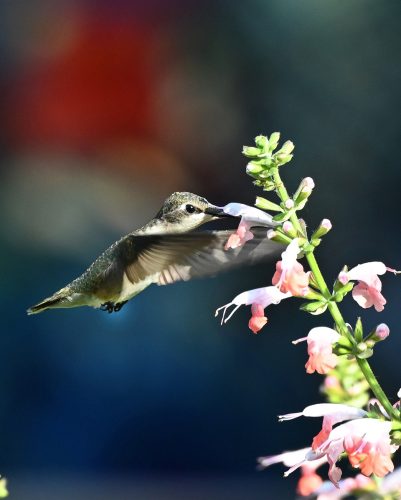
[270,168,397,419]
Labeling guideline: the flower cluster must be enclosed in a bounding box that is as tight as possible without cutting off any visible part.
[215,133,401,497]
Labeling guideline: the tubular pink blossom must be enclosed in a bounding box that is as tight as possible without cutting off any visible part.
[258,446,327,496]
[222,202,276,250]
[317,419,396,486]
[278,409,396,488]
[215,286,291,333]
[258,447,314,469]
[338,261,392,312]
[248,304,268,334]
[224,220,254,249]
[279,403,367,423]
[293,327,341,375]
[272,239,310,296]
[297,468,323,496]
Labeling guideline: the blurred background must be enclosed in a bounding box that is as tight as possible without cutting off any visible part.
[1,0,401,498]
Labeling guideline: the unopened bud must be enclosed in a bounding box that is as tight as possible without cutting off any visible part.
[255,135,269,150]
[338,271,349,285]
[375,323,390,340]
[267,229,291,245]
[324,375,341,389]
[357,342,368,353]
[321,219,332,230]
[311,218,333,240]
[246,162,264,175]
[282,221,296,237]
[398,388,401,398]
[243,146,262,158]
[284,199,294,209]
[280,140,295,155]
[274,153,293,166]
[302,177,315,190]
[294,177,315,209]
[268,132,280,152]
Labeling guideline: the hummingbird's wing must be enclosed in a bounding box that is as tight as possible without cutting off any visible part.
[122,228,282,286]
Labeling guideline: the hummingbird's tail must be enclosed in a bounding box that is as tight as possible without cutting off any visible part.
[27,287,73,315]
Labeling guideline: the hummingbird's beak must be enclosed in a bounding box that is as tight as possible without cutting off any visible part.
[204,205,239,218]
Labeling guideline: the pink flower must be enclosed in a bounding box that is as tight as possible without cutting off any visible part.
[375,323,390,340]
[215,286,291,333]
[272,239,310,296]
[297,467,323,496]
[258,447,317,469]
[221,203,276,250]
[338,262,394,312]
[345,428,394,477]
[258,447,326,496]
[248,304,267,333]
[278,404,396,487]
[293,327,340,375]
[324,375,341,390]
[224,219,253,249]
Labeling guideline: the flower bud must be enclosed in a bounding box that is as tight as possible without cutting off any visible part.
[255,135,269,150]
[311,218,333,240]
[302,177,315,190]
[284,199,294,209]
[324,375,341,389]
[246,162,264,176]
[268,132,280,152]
[398,388,401,398]
[255,196,282,212]
[274,153,293,166]
[338,271,349,285]
[280,140,295,155]
[267,229,292,245]
[242,146,262,158]
[282,221,297,238]
[294,177,315,209]
[356,342,368,353]
[375,323,390,341]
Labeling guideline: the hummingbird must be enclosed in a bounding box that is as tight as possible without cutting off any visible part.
[27,192,279,315]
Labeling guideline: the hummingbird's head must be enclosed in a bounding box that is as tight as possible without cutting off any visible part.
[155,192,231,232]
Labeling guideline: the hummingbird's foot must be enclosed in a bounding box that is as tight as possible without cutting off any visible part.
[100,301,115,313]
[113,301,127,312]
[100,301,128,313]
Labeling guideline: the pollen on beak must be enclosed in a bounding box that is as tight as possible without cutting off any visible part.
[205,205,239,218]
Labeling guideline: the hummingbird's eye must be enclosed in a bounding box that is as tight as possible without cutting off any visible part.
[185,204,197,214]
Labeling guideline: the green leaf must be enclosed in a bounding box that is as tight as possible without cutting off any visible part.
[255,196,283,212]
[354,318,363,343]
